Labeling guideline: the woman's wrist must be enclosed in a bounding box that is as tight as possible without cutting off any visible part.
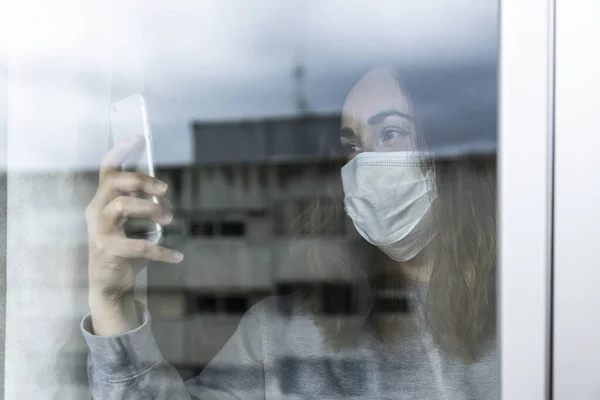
[89,285,132,309]
[88,289,142,336]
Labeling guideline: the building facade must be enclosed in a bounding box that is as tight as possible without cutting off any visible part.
[148,113,354,378]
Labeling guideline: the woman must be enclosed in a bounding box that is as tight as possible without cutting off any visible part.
[82,65,498,399]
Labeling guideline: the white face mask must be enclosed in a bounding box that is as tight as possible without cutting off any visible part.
[341,151,437,262]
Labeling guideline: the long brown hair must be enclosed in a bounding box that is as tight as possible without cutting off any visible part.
[288,64,497,362]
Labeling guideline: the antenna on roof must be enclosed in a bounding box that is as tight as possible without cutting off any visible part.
[292,49,309,115]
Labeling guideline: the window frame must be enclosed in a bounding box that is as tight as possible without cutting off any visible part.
[498,0,555,398]
[552,0,600,398]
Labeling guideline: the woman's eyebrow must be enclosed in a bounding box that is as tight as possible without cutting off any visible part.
[367,109,413,126]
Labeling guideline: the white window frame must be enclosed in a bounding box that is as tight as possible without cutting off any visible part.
[499,0,554,399]
[552,1,600,398]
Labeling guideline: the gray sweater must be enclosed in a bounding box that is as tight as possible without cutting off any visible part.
[81,287,497,399]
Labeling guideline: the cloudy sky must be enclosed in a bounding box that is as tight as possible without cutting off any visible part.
[4,0,497,171]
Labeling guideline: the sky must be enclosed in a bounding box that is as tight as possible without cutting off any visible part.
[3,0,498,171]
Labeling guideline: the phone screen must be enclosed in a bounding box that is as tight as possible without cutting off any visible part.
[110,94,163,244]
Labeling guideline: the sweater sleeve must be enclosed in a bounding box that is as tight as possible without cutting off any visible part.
[81,300,265,399]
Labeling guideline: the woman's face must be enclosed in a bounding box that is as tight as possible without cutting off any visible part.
[341,67,419,159]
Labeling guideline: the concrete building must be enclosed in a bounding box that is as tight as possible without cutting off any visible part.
[23,111,495,383]
[147,111,497,378]
[14,111,495,384]
[147,113,353,378]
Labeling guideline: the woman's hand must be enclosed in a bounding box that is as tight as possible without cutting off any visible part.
[85,136,184,335]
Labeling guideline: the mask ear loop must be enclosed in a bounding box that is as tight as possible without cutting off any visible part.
[424,155,440,266]
[426,165,438,195]
[420,151,437,195]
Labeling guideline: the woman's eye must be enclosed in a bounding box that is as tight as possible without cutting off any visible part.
[380,128,407,142]
[343,142,362,155]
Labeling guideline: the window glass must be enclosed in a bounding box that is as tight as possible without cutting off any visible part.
[5,0,498,398]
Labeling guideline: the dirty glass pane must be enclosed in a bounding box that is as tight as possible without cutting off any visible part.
[3,0,498,398]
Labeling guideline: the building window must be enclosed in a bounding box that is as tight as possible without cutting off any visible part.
[189,221,216,237]
[275,281,320,316]
[222,296,249,314]
[193,295,219,313]
[321,282,357,315]
[170,168,182,206]
[220,221,245,237]
[272,197,346,237]
[188,219,246,238]
[186,291,268,315]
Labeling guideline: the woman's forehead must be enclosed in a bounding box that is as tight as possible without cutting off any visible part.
[341,67,414,129]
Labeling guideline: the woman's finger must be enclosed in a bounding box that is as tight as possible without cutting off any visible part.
[127,190,173,211]
[96,235,184,264]
[92,171,167,210]
[100,196,172,232]
[158,195,174,211]
[99,135,145,183]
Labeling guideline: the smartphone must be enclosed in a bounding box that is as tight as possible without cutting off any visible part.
[110,94,164,245]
